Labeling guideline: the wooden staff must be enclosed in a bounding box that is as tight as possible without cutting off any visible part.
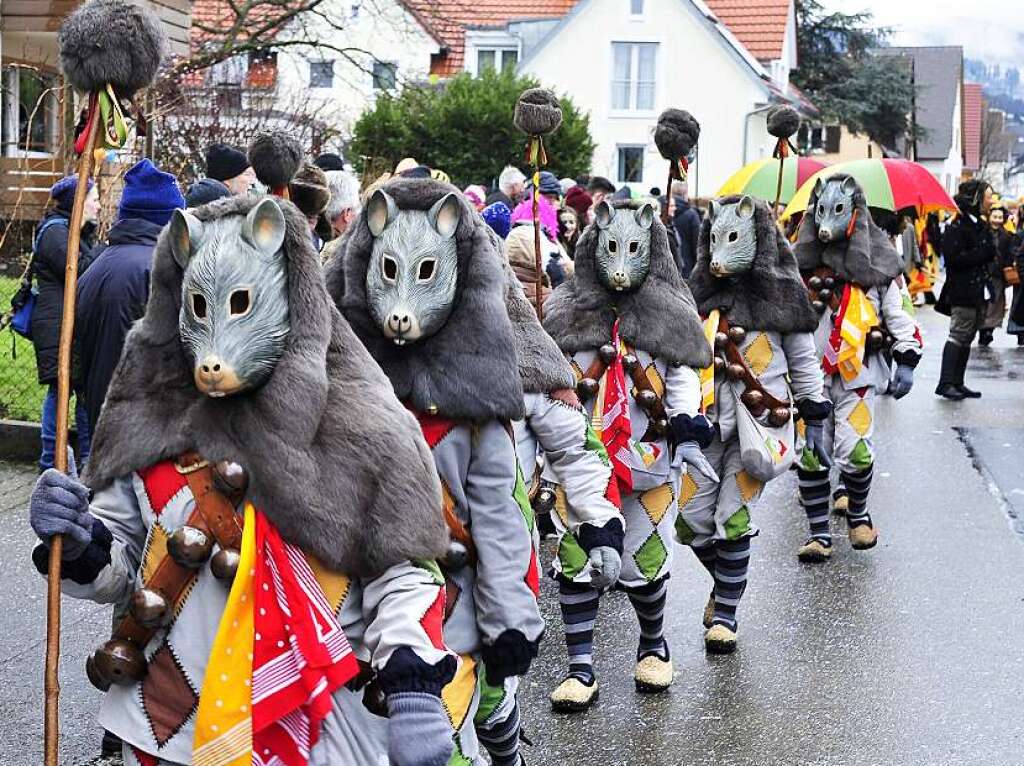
[532,177,544,322]
[773,154,786,218]
[662,162,674,226]
[45,104,99,766]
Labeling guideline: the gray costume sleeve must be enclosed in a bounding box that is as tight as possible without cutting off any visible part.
[61,476,146,604]
[466,420,544,646]
[525,393,620,532]
[782,332,827,403]
[879,282,922,359]
[663,363,701,418]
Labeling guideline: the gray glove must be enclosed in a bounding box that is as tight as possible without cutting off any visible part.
[387,692,454,766]
[587,546,622,590]
[29,451,92,561]
[803,420,833,469]
[891,364,914,400]
[678,441,719,483]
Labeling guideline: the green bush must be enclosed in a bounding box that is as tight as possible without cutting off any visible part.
[350,69,595,189]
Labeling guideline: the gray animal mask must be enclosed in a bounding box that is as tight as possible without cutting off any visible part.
[593,200,655,292]
[813,176,857,244]
[169,198,289,397]
[707,195,757,277]
[364,189,461,345]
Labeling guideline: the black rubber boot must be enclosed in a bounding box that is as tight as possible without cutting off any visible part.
[954,343,982,398]
[978,328,994,347]
[935,342,966,400]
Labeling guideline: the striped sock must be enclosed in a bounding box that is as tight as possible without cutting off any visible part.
[476,698,522,766]
[693,543,717,577]
[712,538,750,631]
[558,581,599,685]
[841,466,873,527]
[798,467,832,545]
[626,578,669,660]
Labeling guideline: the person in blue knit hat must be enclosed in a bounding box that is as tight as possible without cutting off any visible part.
[75,159,186,431]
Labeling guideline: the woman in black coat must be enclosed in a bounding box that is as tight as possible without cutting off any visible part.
[29,176,98,470]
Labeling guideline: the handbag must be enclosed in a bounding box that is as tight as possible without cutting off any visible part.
[731,382,795,482]
[1004,265,1020,287]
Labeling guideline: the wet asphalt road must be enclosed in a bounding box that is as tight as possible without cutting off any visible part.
[0,306,1022,765]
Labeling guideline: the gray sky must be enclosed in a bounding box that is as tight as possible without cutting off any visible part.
[826,1,1023,65]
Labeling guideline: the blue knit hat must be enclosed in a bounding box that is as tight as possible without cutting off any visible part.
[118,159,185,226]
[482,201,512,239]
[49,176,94,214]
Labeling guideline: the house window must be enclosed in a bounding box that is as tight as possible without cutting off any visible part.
[372,61,398,91]
[310,61,334,88]
[476,48,519,74]
[630,0,644,16]
[617,145,645,183]
[824,125,841,154]
[215,85,242,112]
[1,66,60,156]
[611,42,657,111]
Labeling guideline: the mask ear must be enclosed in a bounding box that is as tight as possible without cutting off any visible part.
[428,192,461,239]
[812,177,824,202]
[737,195,755,220]
[594,200,614,229]
[169,209,204,270]
[367,189,397,237]
[241,197,286,257]
[840,176,857,196]
[707,199,718,223]
[634,202,655,229]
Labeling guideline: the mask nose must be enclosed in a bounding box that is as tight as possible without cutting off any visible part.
[818,228,832,243]
[710,259,726,276]
[383,307,421,345]
[195,355,241,397]
[611,270,629,289]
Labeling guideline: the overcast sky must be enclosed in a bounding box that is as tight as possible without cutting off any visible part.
[826,1,1024,66]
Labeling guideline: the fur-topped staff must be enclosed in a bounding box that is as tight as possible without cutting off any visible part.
[327,177,526,421]
[654,108,700,224]
[249,131,304,198]
[544,201,711,368]
[690,195,818,334]
[86,196,448,577]
[794,173,902,287]
[766,105,801,214]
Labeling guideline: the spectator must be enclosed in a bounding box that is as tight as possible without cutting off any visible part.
[321,170,362,262]
[75,159,185,431]
[184,177,231,208]
[557,206,581,259]
[31,176,99,471]
[564,185,593,225]
[935,179,996,400]
[978,204,1013,346]
[487,165,527,208]
[559,177,576,196]
[463,184,487,211]
[526,171,562,207]
[205,143,255,196]
[1008,204,1024,346]
[508,195,572,290]
[482,201,512,240]
[289,162,332,248]
[671,180,701,278]
[313,152,346,171]
[587,176,615,209]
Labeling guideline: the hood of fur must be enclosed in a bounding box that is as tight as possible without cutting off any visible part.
[326,177,524,420]
[85,195,447,577]
[542,202,710,367]
[503,262,574,394]
[690,195,817,333]
[793,173,902,287]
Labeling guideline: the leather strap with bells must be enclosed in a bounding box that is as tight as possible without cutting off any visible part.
[715,315,793,419]
[577,343,670,442]
[804,268,890,357]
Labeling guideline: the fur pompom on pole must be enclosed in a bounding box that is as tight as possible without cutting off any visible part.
[249,131,304,199]
[514,88,563,320]
[654,108,700,224]
[767,105,801,215]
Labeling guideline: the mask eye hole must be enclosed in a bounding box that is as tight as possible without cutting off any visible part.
[835,203,844,214]
[711,233,717,245]
[817,204,825,217]
[382,255,398,282]
[628,241,639,254]
[229,289,251,317]
[417,258,437,282]
[728,231,738,243]
[608,239,618,254]
[191,292,208,321]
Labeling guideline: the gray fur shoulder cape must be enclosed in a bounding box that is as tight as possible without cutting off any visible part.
[793,173,902,287]
[689,195,817,334]
[543,201,711,367]
[326,177,525,421]
[84,195,447,577]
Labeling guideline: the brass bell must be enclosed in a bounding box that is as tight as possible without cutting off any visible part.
[713,356,726,372]
[92,638,146,687]
[130,587,171,629]
[210,547,241,581]
[822,276,835,289]
[807,276,823,290]
[426,403,439,415]
[636,389,658,411]
[86,651,111,692]
[532,486,556,514]
[812,300,826,314]
[167,525,213,569]
[577,377,599,402]
[714,331,729,349]
[726,363,746,381]
[740,389,764,409]
[768,407,792,427]
[818,288,832,303]
[651,418,669,436]
[598,343,617,364]
[866,329,885,352]
[212,461,248,500]
[441,540,469,571]
[621,353,639,372]
[728,326,747,345]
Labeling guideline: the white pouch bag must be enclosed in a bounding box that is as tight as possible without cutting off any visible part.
[730,383,795,482]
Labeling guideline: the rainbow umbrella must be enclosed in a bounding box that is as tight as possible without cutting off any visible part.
[781,158,958,220]
[716,156,829,204]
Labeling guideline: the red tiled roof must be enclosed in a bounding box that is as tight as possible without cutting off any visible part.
[704,0,790,62]
[401,0,578,76]
[963,82,984,172]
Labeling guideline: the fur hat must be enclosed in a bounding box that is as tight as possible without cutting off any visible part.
[205,143,249,182]
[85,195,447,576]
[289,163,331,218]
[59,0,165,98]
[767,105,800,139]
[248,131,303,191]
[654,109,700,161]
[689,195,817,334]
[514,88,563,135]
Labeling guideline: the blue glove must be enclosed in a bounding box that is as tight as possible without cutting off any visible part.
[677,441,720,483]
[803,420,833,469]
[891,364,914,400]
[587,546,622,590]
[387,692,454,766]
[29,451,93,561]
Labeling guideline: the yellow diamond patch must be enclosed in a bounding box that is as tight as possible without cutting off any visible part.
[742,332,774,377]
[554,486,570,527]
[442,653,477,731]
[570,359,584,382]
[141,525,169,585]
[847,399,872,436]
[677,473,699,509]
[735,470,762,503]
[644,363,665,399]
[640,484,674,525]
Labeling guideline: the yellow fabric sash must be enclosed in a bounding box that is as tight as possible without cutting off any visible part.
[837,286,878,383]
[699,310,720,411]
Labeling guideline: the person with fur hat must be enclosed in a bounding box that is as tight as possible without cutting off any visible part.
[543,197,715,695]
[792,174,922,560]
[685,195,832,653]
[205,142,256,195]
[327,177,544,765]
[289,162,332,247]
[32,192,457,765]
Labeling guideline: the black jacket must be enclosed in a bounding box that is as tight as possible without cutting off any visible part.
[940,213,998,309]
[29,211,96,384]
[74,217,164,430]
[672,198,701,278]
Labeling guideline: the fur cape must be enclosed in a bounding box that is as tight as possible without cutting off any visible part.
[84,195,447,577]
[502,262,575,394]
[543,200,711,368]
[326,177,525,421]
[689,195,817,334]
[793,173,902,287]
